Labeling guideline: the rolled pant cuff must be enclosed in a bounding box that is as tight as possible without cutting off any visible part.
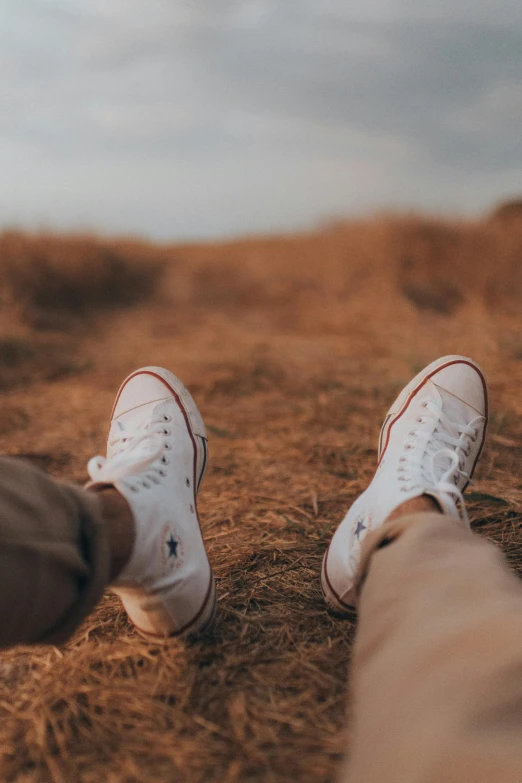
[38,484,111,646]
[353,512,462,604]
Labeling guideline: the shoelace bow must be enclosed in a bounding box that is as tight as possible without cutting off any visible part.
[398,399,479,521]
[88,415,172,490]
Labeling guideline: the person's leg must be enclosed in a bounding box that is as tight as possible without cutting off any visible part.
[342,503,522,783]
[0,364,215,648]
[321,355,522,781]
[0,457,133,647]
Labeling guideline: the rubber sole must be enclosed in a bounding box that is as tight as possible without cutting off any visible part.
[133,577,218,643]
[321,554,356,615]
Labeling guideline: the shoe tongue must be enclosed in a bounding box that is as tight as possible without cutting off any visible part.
[433,385,474,426]
[108,400,166,459]
[418,382,455,476]
[114,400,161,429]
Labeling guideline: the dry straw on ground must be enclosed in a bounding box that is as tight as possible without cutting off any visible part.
[0,213,521,782]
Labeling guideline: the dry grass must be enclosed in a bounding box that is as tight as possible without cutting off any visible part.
[0,231,166,390]
[0,213,521,782]
[0,231,166,330]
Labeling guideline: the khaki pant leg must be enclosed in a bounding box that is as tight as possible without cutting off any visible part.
[341,513,522,783]
[0,457,110,647]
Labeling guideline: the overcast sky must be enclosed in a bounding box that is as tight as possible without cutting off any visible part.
[1,1,521,239]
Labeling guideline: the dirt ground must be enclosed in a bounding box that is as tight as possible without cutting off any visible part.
[0,217,521,782]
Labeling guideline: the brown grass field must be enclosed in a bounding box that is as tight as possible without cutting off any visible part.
[0,213,521,782]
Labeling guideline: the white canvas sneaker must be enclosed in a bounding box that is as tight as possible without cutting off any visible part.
[87,366,215,639]
[322,355,488,613]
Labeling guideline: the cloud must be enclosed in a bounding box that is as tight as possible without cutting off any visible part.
[0,0,521,237]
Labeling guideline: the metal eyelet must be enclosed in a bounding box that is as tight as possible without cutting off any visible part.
[159,469,167,478]
[189,504,195,513]
[164,442,172,451]
[161,456,169,465]
[163,428,171,436]
[185,478,190,487]
[163,414,172,423]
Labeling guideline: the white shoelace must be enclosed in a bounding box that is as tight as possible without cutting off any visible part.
[398,399,479,521]
[88,414,172,491]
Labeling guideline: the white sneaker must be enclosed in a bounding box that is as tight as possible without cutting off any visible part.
[322,355,488,613]
[87,366,215,639]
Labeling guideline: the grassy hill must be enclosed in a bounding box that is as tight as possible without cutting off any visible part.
[0,214,520,782]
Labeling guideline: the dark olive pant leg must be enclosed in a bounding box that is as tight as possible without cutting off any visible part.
[0,457,110,647]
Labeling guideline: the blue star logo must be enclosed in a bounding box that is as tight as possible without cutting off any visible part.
[354,519,367,540]
[166,534,178,558]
